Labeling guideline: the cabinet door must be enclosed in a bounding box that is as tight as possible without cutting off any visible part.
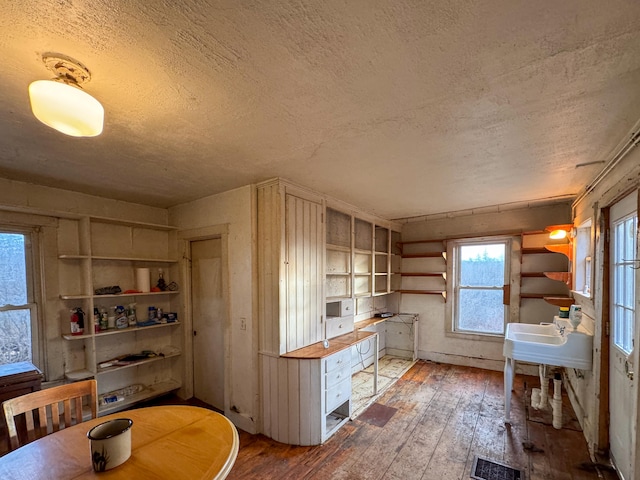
[285,194,324,352]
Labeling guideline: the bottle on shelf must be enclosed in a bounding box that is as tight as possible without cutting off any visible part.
[70,307,85,335]
[99,307,108,331]
[127,303,137,327]
[157,269,166,291]
[93,307,99,333]
[115,305,128,329]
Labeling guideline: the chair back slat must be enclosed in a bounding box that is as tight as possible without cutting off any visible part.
[51,402,61,432]
[24,410,37,444]
[2,379,98,451]
[73,397,83,424]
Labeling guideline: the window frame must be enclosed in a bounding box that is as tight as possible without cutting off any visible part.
[573,218,593,298]
[0,225,43,369]
[451,237,511,336]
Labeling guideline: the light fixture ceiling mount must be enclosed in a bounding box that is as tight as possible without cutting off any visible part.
[29,53,104,137]
[42,53,92,86]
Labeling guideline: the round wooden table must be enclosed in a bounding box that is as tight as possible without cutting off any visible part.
[0,405,239,479]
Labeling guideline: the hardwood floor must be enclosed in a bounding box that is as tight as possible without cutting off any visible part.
[227,361,617,480]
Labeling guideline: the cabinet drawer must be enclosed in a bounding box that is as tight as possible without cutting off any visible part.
[326,315,354,340]
[324,348,351,374]
[325,377,351,413]
[326,299,353,317]
[325,361,351,389]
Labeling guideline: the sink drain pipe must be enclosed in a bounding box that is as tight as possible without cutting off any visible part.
[531,364,548,409]
[552,372,563,429]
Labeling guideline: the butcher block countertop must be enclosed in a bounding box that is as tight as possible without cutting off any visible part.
[282,330,377,359]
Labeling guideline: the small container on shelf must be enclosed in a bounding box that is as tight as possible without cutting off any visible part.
[70,308,85,335]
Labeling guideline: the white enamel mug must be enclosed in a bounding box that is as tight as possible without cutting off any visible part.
[87,418,133,472]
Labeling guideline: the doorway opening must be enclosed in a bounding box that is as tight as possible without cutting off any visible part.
[189,236,227,412]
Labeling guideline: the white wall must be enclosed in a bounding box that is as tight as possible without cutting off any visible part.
[399,201,572,371]
[169,185,258,434]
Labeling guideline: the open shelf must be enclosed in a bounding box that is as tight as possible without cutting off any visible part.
[63,321,180,340]
[60,290,178,300]
[97,351,181,375]
[398,289,446,299]
[545,244,573,261]
[98,379,181,415]
[402,252,446,259]
[65,369,95,381]
[401,272,446,279]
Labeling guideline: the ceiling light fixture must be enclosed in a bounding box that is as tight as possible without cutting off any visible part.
[28,53,104,137]
[545,224,574,240]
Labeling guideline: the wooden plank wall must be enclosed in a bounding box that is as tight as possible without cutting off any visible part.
[285,193,324,352]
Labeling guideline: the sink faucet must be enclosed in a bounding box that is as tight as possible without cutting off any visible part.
[557,324,566,336]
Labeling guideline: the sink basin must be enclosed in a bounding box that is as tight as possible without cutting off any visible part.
[503,319,593,370]
[503,319,593,423]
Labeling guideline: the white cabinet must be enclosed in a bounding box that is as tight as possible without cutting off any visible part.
[257,179,324,355]
[262,341,360,446]
[58,216,182,414]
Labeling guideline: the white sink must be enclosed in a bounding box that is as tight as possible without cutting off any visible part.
[503,319,593,423]
[503,319,593,370]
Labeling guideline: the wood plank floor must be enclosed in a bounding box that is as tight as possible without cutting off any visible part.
[227,361,617,480]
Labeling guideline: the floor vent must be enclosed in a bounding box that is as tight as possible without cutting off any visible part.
[471,456,523,480]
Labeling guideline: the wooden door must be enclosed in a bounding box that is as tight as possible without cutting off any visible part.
[191,238,225,410]
[609,191,638,480]
[284,193,324,352]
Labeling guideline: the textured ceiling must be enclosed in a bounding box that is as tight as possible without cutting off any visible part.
[1,1,640,219]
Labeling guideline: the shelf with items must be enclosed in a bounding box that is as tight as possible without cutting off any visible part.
[398,240,447,301]
[59,254,177,263]
[63,321,180,340]
[98,379,181,415]
[57,214,182,411]
[60,291,178,300]
[97,351,181,375]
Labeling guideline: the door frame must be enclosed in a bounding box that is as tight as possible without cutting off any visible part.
[178,224,230,413]
[597,189,640,477]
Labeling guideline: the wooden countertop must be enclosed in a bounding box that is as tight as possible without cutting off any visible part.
[282,331,377,359]
[354,316,390,330]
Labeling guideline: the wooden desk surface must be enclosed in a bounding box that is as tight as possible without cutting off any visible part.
[0,405,239,479]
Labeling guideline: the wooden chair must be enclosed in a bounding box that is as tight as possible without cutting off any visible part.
[2,379,97,451]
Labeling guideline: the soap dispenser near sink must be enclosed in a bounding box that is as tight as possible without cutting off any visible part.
[502,315,593,424]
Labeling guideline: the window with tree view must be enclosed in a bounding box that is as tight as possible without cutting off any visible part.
[454,240,509,335]
[0,231,38,366]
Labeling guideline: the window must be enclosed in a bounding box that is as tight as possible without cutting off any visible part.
[453,239,509,335]
[574,219,593,296]
[612,211,637,355]
[0,230,40,367]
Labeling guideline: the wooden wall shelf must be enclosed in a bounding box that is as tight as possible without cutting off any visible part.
[544,244,573,261]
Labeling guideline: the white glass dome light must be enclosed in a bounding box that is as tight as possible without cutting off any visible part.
[28,54,104,137]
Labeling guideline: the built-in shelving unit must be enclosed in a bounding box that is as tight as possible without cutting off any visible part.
[325,208,401,301]
[57,215,182,414]
[520,231,573,307]
[397,240,447,300]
